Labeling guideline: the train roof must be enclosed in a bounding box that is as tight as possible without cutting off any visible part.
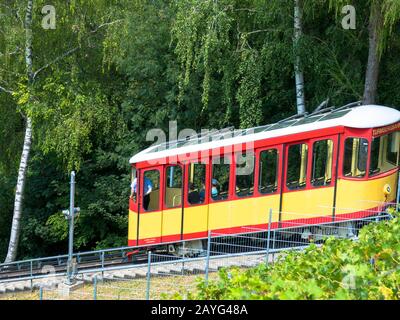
[130,103,400,164]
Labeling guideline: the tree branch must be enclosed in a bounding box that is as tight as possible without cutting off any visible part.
[32,46,79,80]
[0,85,14,95]
[89,19,124,34]
[32,19,124,80]
[0,47,21,57]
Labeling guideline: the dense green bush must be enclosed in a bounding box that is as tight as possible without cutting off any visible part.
[175,213,400,300]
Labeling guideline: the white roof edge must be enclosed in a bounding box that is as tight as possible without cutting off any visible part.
[130,104,400,164]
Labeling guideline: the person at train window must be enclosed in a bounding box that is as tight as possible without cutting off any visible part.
[199,180,205,202]
[131,176,153,210]
[130,178,137,201]
[188,183,200,204]
[211,178,219,199]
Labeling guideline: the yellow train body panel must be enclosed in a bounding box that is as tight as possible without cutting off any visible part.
[128,210,138,240]
[183,205,208,235]
[138,211,162,243]
[208,194,280,231]
[281,187,335,220]
[335,172,398,214]
[162,208,182,238]
[128,171,398,243]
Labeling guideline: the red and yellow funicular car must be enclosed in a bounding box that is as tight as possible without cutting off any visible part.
[128,103,400,254]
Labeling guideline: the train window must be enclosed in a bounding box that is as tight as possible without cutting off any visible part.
[235,151,255,197]
[211,156,230,201]
[369,132,399,176]
[130,166,137,202]
[188,163,206,205]
[343,138,369,178]
[311,140,333,187]
[258,149,278,194]
[143,169,160,211]
[287,143,308,190]
[165,165,182,208]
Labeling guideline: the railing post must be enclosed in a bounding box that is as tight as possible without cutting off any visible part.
[30,260,33,291]
[272,228,276,263]
[266,209,272,266]
[181,241,185,275]
[205,230,211,285]
[396,169,400,212]
[39,286,43,300]
[93,276,97,300]
[101,251,105,280]
[146,251,151,300]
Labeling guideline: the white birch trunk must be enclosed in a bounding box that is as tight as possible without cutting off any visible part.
[4,0,34,263]
[4,118,32,263]
[294,0,305,115]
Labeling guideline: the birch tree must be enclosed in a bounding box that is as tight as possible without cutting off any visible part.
[326,0,400,104]
[0,0,125,262]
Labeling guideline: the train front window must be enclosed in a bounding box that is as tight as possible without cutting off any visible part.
[211,156,230,201]
[235,151,255,197]
[369,132,399,176]
[286,143,308,190]
[259,149,278,194]
[165,165,183,208]
[311,139,333,187]
[143,169,160,211]
[343,138,368,178]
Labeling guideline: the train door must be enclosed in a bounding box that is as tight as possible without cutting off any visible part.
[281,135,338,224]
[137,166,163,245]
[207,153,235,232]
[252,146,282,226]
[182,160,209,239]
[162,164,184,242]
[128,166,139,246]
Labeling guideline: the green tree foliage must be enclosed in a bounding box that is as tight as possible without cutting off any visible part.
[172,214,400,300]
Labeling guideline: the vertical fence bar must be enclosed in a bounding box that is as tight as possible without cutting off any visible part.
[272,229,276,263]
[265,209,272,266]
[396,169,400,212]
[146,251,151,300]
[30,260,33,290]
[93,276,97,300]
[205,230,211,285]
[181,241,185,275]
[101,251,105,280]
[39,286,43,300]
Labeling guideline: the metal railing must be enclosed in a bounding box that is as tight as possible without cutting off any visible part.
[0,204,394,299]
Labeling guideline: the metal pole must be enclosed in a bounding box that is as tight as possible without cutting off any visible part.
[272,229,276,263]
[205,230,211,285]
[93,276,97,300]
[30,260,33,290]
[101,251,105,280]
[67,171,76,285]
[181,241,186,275]
[266,209,272,266]
[396,169,400,212]
[145,251,151,300]
[39,286,43,300]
